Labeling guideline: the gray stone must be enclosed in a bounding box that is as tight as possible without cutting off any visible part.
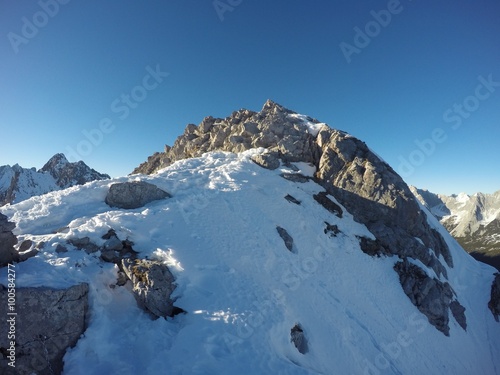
[280,173,310,183]
[120,259,176,318]
[276,226,294,252]
[0,213,18,268]
[100,250,119,263]
[251,153,280,170]
[324,222,340,237]
[450,300,467,330]
[19,240,33,252]
[105,181,171,209]
[55,244,68,253]
[0,283,89,375]
[103,236,123,251]
[67,237,99,254]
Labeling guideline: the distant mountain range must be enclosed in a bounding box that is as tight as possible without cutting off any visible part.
[0,153,110,206]
[411,187,500,270]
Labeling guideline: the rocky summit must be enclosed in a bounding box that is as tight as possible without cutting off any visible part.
[0,100,499,374]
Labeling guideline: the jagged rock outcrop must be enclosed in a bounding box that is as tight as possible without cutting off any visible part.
[132,100,461,334]
[489,273,500,321]
[0,283,89,375]
[0,153,109,206]
[120,259,177,318]
[276,226,294,252]
[0,213,18,267]
[105,181,171,209]
[394,259,466,335]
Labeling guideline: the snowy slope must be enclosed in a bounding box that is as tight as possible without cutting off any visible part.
[1,150,500,375]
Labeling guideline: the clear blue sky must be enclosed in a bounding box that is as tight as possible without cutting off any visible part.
[1,0,499,195]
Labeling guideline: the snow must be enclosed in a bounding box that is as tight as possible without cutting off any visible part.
[1,150,500,374]
[287,113,326,137]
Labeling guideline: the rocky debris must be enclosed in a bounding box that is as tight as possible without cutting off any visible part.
[280,173,311,183]
[67,237,99,254]
[276,226,294,252]
[105,181,171,209]
[488,273,500,322]
[324,222,340,237]
[0,213,18,267]
[18,240,33,252]
[284,194,301,205]
[394,259,466,336]
[17,240,38,262]
[290,324,308,354]
[120,259,176,318]
[0,283,89,375]
[251,152,280,170]
[313,192,343,218]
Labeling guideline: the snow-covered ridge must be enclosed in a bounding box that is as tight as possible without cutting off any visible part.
[1,150,499,374]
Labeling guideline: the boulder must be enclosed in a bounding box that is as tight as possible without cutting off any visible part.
[105,181,171,209]
[251,152,280,170]
[0,283,89,375]
[120,259,176,318]
[0,214,18,267]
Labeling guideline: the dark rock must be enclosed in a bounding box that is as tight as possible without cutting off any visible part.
[313,192,343,218]
[324,222,340,237]
[19,240,33,252]
[357,236,386,257]
[103,236,123,251]
[19,248,38,262]
[450,300,467,330]
[276,226,294,252]
[290,324,308,354]
[0,283,89,375]
[284,194,301,205]
[0,213,18,267]
[100,250,119,263]
[488,273,500,322]
[102,229,117,240]
[55,244,68,253]
[116,271,128,286]
[105,181,171,209]
[251,153,280,170]
[120,259,177,318]
[280,173,310,183]
[394,259,461,336]
[67,237,99,254]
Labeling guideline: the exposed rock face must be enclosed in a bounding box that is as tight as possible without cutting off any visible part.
[0,213,18,267]
[120,259,176,318]
[394,259,466,335]
[489,273,500,321]
[0,153,110,206]
[132,100,460,335]
[105,181,171,209]
[0,283,89,375]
